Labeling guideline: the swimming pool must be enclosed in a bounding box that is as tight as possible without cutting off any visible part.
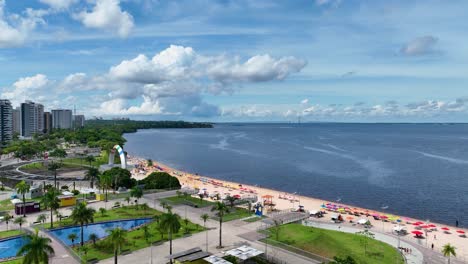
[0,236,29,259]
[49,218,152,245]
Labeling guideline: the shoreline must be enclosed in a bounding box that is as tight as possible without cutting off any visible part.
[127,155,468,257]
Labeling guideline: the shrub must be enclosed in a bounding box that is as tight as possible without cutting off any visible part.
[138,172,181,190]
[72,190,80,195]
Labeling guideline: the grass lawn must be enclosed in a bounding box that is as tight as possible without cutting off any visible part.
[0,229,24,239]
[162,195,215,208]
[243,216,264,223]
[212,207,253,222]
[0,198,14,211]
[1,258,22,264]
[74,214,204,262]
[41,205,158,229]
[266,223,404,264]
[20,161,85,171]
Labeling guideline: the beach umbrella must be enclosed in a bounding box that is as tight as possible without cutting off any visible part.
[441,227,450,231]
[380,215,388,219]
[412,231,423,235]
[427,224,436,228]
[420,225,429,229]
[456,230,465,234]
[414,221,424,225]
[346,216,354,220]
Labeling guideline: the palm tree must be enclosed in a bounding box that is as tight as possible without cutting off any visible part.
[108,228,127,264]
[4,213,12,231]
[85,167,100,189]
[85,155,96,167]
[140,203,150,214]
[142,225,152,242]
[225,195,236,208]
[17,229,54,264]
[68,233,78,246]
[200,213,209,252]
[99,173,112,202]
[47,162,61,189]
[211,202,229,248]
[36,214,47,225]
[99,207,107,217]
[89,233,98,246]
[130,187,143,209]
[41,189,60,229]
[160,212,181,264]
[14,216,26,231]
[16,180,30,217]
[442,243,457,264]
[70,202,96,246]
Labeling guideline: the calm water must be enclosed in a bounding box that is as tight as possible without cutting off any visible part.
[124,123,468,227]
[0,236,28,259]
[49,218,151,245]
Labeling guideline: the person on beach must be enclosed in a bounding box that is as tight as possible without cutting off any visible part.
[431,243,434,250]
[456,220,459,227]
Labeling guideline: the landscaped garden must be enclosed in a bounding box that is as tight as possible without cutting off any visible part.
[212,206,252,222]
[0,229,24,239]
[264,223,404,264]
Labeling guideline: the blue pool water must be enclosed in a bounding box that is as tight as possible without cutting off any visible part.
[49,218,152,245]
[0,236,29,259]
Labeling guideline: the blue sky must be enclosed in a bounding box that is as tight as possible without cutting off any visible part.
[1,0,468,122]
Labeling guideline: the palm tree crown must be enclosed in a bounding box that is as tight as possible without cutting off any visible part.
[70,202,95,246]
[16,180,30,217]
[17,229,55,264]
[442,243,456,264]
[211,202,229,248]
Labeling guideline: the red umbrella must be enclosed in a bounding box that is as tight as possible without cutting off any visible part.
[380,215,388,219]
[428,224,436,228]
[420,225,430,229]
[412,231,423,235]
[412,222,421,226]
[441,227,450,231]
[456,230,465,234]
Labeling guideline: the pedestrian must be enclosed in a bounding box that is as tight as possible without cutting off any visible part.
[434,234,436,240]
[431,243,434,250]
[456,220,459,227]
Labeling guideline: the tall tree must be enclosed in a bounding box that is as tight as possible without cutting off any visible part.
[41,188,60,229]
[85,155,96,167]
[130,187,143,209]
[200,213,209,252]
[160,212,181,264]
[70,202,96,246]
[17,229,55,264]
[99,173,112,202]
[14,216,26,231]
[47,162,61,189]
[211,202,229,248]
[108,228,127,264]
[36,214,47,225]
[16,180,30,217]
[85,167,100,189]
[442,243,457,264]
[4,213,12,231]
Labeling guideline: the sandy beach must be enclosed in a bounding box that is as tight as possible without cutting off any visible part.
[128,155,468,260]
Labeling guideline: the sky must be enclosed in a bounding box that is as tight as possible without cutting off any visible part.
[1,0,468,122]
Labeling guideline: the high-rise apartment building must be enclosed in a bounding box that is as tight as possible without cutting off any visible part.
[20,100,43,137]
[12,107,21,134]
[74,115,85,128]
[44,112,52,133]
[52,109,72,129]
[0,99,13,145]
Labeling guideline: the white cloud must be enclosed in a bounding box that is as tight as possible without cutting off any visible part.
[74,0,134,38]
[400,36,438,56]
[110,45,306,87]
[1,74,50,104]
[0,1,47,48]
[39,0,78,10]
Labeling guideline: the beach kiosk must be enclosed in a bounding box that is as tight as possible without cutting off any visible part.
[58,194,77,207]
[15,202,40,215]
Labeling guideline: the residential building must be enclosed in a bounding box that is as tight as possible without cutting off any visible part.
[44,112,52,133]
[20,100,43,137]
[74,114,85,128]
[52,109,72,129]
[12,107,20,134]
[0,99,13,145]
